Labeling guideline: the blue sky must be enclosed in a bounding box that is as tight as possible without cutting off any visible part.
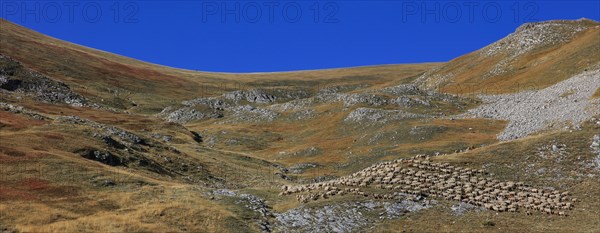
[1,1,599,72]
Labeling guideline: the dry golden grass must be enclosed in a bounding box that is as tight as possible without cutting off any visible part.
[2,185,233,233]
[0,18,438,113]
[0,106,248,232]
[1,18,598,233]
[593,87,600,98]
[374,189,600,233]
[427,21,600,95]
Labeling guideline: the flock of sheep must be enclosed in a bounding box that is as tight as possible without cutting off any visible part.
[280,155,575,216]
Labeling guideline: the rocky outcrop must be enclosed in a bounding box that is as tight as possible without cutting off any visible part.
[287,163,318,174]
[158,88,296,124]
[0,55,97,108]
[592,135,600,156]
[224,89,276,104]
[481,20,589,58]
[269,99,313,112]
[459,67,600,140]
[275,203,368,233]
[416,19,599,89]
[56,116,145,147]
[158,107,207,124]
[181,97,227,109]
[390,96,431,107]
[339,93,388,107]
[591,135,600,169]
[55,116,214,184]
[0,102,50,120]
[288,109,316,120]
[228,105,279,122]
[344,108,426,123]
[75,148,122,166]
[207,189,274,232]
[450,202,484,216]
[274,198,434,233]
[379,84,422,96]
[158,96,225,124]
[157,83,467,125]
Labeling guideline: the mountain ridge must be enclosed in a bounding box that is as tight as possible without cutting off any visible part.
[416,18,600,95]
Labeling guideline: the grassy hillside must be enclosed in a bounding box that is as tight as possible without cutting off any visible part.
[374,119,600,233]
[1,18,599,233]
[0,19,439,113]
[417,19,600,95]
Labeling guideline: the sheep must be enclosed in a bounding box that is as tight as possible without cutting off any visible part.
[281,158,573,217]
[558,211,567,216]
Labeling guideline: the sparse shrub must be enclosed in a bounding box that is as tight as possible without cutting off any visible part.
[482,221,495,227]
